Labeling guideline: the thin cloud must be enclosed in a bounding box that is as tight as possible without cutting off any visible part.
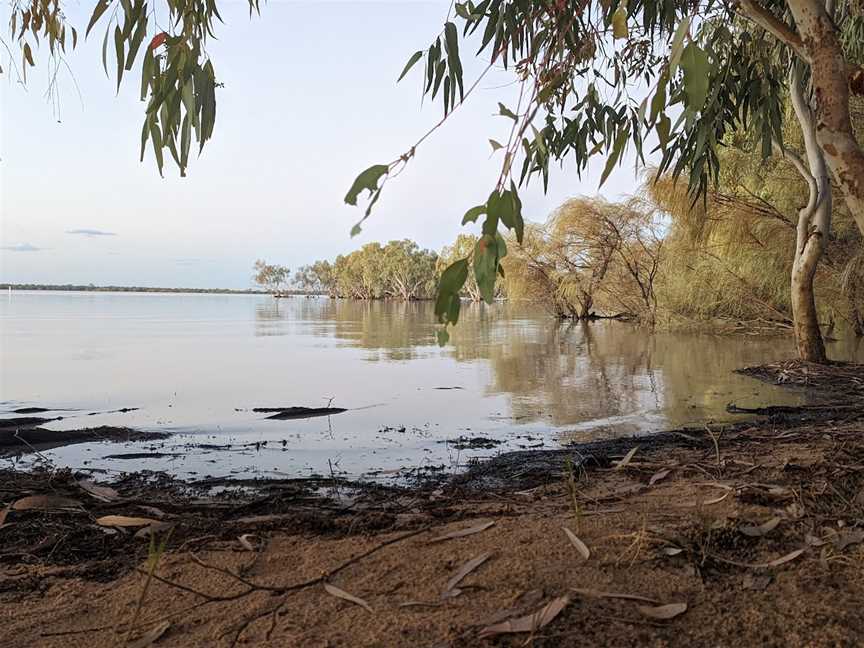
[1,242,44,252]
[66,228,117,237]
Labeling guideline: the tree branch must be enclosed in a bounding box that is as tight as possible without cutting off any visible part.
[736,0,808,62]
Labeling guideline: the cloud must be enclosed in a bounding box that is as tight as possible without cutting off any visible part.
[66,228,117,237]
[1,242,44,252]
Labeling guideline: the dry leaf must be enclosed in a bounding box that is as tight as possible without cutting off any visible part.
[137,505,166,519]
[761,548,806,567]
[833,529,864,551]
[429,520,495,543]
[399,601,442,608]
[0,506,9,525]
[614,447,638,470]
[478,595,570,638]
[323,583,373,613]
[805,533,827,547]
[649,469,671,485]
[571,588,660,604]
[12,495,80,510]
[128,621,170,648]
[717,548,806,569]
[740,517,781,537]
[443,552,492,597]
[78,479,119,502]
[661,547,683,556]
[637,602,687,620]
[562,528,590,560]
[238,534,259,551]
[96,515,160,528]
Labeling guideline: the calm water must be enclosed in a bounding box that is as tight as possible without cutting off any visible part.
[2,291,862,480]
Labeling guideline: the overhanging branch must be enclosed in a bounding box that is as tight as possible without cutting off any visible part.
[736,0,808,62]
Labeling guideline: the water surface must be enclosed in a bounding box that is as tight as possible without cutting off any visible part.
[2,291,861,480]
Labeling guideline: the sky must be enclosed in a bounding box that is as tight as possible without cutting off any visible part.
[1,0,647,289]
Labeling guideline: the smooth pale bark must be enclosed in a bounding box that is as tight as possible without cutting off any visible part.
[785,0,864,237]
[782,65,830,363]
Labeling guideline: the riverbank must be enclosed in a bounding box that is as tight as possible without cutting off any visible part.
[2,387,863,647]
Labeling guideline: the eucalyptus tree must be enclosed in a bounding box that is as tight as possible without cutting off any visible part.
[9,0,864,352]
[381,240,439,301]
[252,259,290,295]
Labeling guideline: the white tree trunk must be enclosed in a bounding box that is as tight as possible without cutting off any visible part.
[786,0,864,237]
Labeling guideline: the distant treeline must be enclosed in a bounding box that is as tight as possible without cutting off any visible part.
[2,283,270,295]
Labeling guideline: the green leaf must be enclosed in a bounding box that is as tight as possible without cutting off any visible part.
[397,51,423,82]
[114,25,124,92]
[649,73,667,124]
[497,102,517,120]
[473,235,498,304]
[612,8,628,40]
[436,328,450,346]
[435,258,469,324]
[350,224,362,237]
[344,164,389,206]
[679,42,710,110]
[140,47,153,101]
[86,0,112,37]
[656,113,671,149]
[22,43,34,66]
[668,17,690,75]
[101,27,110,76]
[462,205,486,225]
[439,257,469,295]
[125,15,147,71]
[489,139,504,151]
[599,128,629,187]
[487,186,523,242]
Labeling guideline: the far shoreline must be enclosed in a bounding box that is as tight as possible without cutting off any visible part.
[0,283,324,296]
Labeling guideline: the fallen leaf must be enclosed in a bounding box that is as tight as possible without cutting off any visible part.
[12,495,80,510]
[649,469,671,485]
[761,548,806,567]
[637,602,687,620]
[661,547,684,556]
[614,447,638,470]
[739,517,781,537]
[0,506,9,525]
[443,552,492,598]
[429,520,495,543]
[128,621,170,648]
[137,505,166,519]
[571,588,660,604]
[399,600,442,608]
[833,529,864,551]
[323,583,373,613]
[715,548,806,569]
[562,528,590,560]
[805,533,827,547]
[478,595,570,638]
[238,534,259,551]
[78,479,120,502]
[96,515,160,528]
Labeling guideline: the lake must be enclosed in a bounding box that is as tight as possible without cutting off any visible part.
[2,291,861,480]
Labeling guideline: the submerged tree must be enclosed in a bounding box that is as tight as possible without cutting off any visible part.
[252,260,290,295]
[504,197,662,323]
[9,0,864,353]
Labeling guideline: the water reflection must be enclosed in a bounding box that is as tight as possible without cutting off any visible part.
[3,292,862,479]
[253,297,861,434]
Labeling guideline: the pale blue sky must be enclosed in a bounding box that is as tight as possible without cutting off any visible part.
[1,1,645,288]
